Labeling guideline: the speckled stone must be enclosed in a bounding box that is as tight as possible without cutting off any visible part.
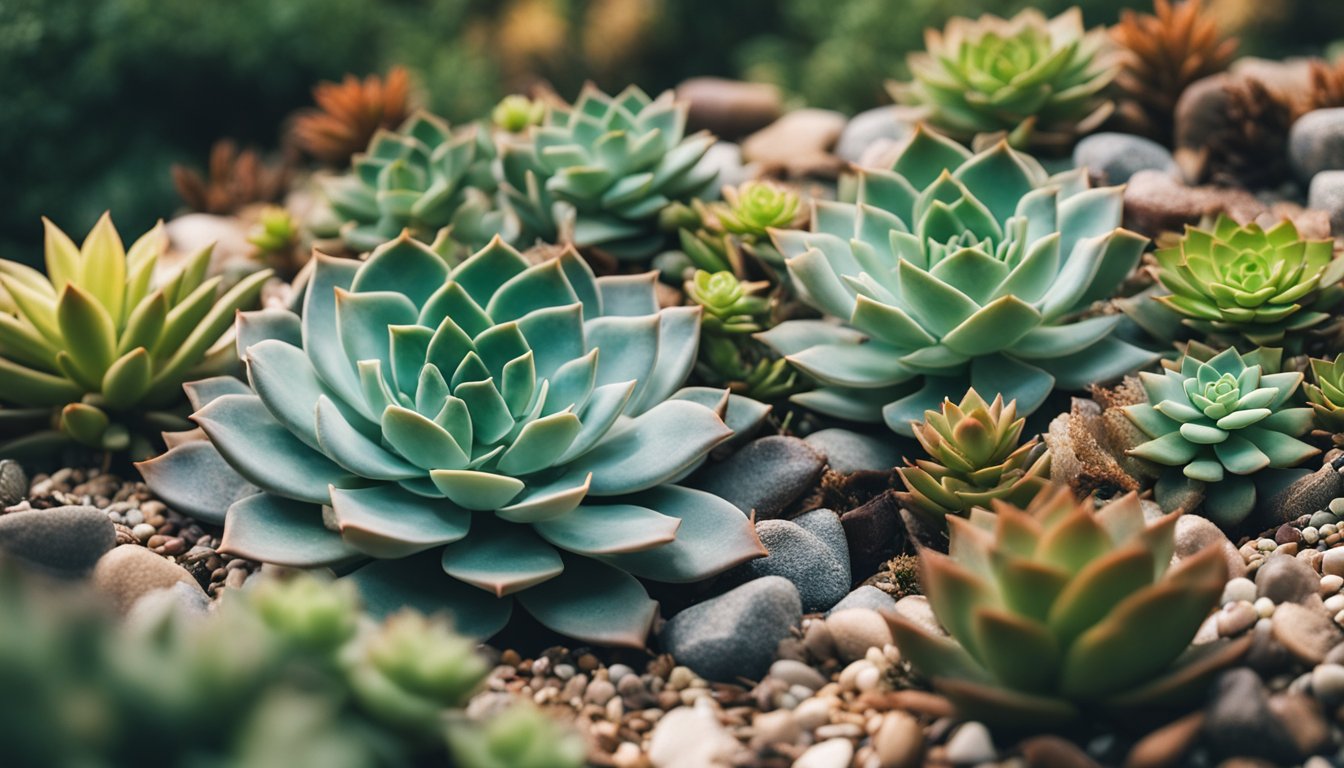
[0,505,115,577]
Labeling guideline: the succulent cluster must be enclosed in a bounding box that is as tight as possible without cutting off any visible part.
[1306,354,1344,436]
[140,234,766,645]
[0,215,270,457]
[292,67,416,167]
[1124,347,1317,526]
[890,8,1117,151]
[896,389,1051,527]
[247,205,308,281]
[322,112,506,255]
[685,270,797,400]
[499,85,718,261]
[1153,216,1344,351]
[886,487,1244,727]
[172,139,289,216]
[492,94,547,134]
[757,126,1154,436]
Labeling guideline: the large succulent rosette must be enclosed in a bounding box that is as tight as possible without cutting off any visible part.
[758,127,1155,437]
[140,235,766,646]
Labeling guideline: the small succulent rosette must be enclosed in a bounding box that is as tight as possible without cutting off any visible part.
[1124,346,1318,527]
[1306,353,1344,439]
[886,487,1245,728]
[756,126,1155,436]
[141,234,768,646]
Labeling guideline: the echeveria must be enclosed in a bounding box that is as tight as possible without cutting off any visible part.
[140,234,766,646]
[757,127,1155,436]
[886,487,1242,727]
[1124,347,1318,526]
[1306,354,1344,434]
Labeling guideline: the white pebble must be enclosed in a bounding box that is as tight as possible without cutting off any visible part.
[1312,663,1344,702]
[1329,498,1344,516]
[1256,538,1277,551]
[854,665,881,692]
[1323,523,1339,536]
[1222,577,1257,605]
[1254,597,1276,618]
[793,738,853,768]
[1304,527,1321,545]
[1326,594,1344,614]
[1322,574,1344,594]
[131,523,156,542]
[794,697,833,731]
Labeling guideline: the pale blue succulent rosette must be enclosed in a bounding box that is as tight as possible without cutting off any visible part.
[757,126,1157,436]
[140,234,767,647]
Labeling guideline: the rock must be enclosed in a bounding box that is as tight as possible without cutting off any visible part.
[0,460,26,507]
[1271,601,1344,664]
[1019,736,1101,768]
[698,141,751,191]
[660,576,802,682]
[1203,668,1296,760]
[1308,170,1344,234]
[1256,555,1319,605]
[751,709,801,750]
[792,738,853,768]
[1222,577,1257,605]
[738,513,849,613]
[690,436,826,519]
[841,492,904,578]
[795,509,850,566]
[648,707,740,768]
[1230,57,1315,100]
[1124,711,1204,768]
[890,595,943,636]
[825,608,894,663]
[1254,457,1344,528]
[804,428,903,474]
[1322,547,1344,578]
[92,544,203,613]
[164,213,251,276]
[1073,132,1178,185]
[0,506,115,577]
[1174,514,1245,579]
[1216,602,1258,637]
[802,619,836,660]
[768,659,827,692]
[677,77,782,140]
[872,711,923,768]
[1267,692,1330,758]
[1290,108,1344,183]
[1313,663,1344,703]
[828,585,897,616]
[742,109,847,178]
[1122,170,1268,241]
[945,721,996,765]
[126,581,212,623]
[834,107,922,165]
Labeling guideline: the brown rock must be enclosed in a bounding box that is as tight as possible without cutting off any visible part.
[871,711,923,768]
[677,77,782,139]
[1267,692,1330,758]
[92,544,203,613]
[841,491,903,578]
[742,109,847,178]
[1122,170,1265,239]
[1271,599,1344,664]
[1019,736,1100,768]
[1175,514,1246,580]
[1124,712,1204,768]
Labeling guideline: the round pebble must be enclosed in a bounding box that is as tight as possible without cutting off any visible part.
[1223,577,1257,605]
[1254,597,1277,618]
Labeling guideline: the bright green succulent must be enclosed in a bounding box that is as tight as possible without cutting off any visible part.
[890,8,1117,150]
[323,112,507,254]
[896,389,1051,527]
[492,95,547,134]
[1124,346,1318,526]
[447,703,586,768]
[700,181,803,240]
[1153,215,1344,350]
[886,487,1245,727]
[0,214,270,457]
[685,270,798,401]
[686,270,771,334]
[757,126,1155,436]
[140,233,767,646]
[1306,354,1344,435]
[498,85,717,261]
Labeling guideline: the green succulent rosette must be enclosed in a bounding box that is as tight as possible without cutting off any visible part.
[1306,354,1344,434]
[447,703,586,768]
[1153,215,1344,350]
[323,112,508,254]
[0,214,270,457]
[1124,346,1318,526]
[757,126,1155,436]
[498,85,717,261]
[890,8,1117,151]
[886,487,1244,728]
[140,234,767,646]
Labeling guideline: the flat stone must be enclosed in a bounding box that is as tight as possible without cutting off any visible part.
[677,77,782,139]
[0,506,115,577]
[792,738,853,768]
[1256,554,1319,604]
[659,576,801,682]
[803,428,902,473]
[768,659,827,692]
[1271,600,1344,664]
[834,106,922,165]
[1073,132,1177,185]
[742,109,847,177]
[738,514,849,613]
[689,436,825,519]
[825,608,893,663]
[1203,668,1295,760]
[1290,108,1344,182]
[828,585,897,616]
[92,544,203,613]
[648,706,740,768]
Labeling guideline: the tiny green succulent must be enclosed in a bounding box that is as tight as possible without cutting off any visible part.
[757,126,1155,436]
[447,703,586,768]
[0,214,270,457]
[685,270,798,401]
[700,181,803,240]
[140,234,767,646]
[498,85,717,261]
[1306,354,1344,435]
[896,389,1051,527]
[323,112,507,254]
[686,270,771,334]
[1124,346,1318,526]
[886,487,1245,728]
[890,8,1117,151]
[492,94,547,134]
[1153,215,1344,350]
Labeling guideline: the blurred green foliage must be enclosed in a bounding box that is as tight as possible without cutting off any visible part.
[3,0,1339,264]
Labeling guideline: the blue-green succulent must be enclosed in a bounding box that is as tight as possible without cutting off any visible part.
[757,126,1155,436]
[140,234,767,646]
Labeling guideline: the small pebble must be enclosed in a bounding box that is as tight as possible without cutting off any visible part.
[1223,577,1257,605]
[1254,597,1277,618]
[945,721,996,765]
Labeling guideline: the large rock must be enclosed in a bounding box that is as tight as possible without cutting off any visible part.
[1073,132,1177,185]
[659,576,802,682]
[1122,170,1264,239]
[828,585,897,616]
[737,513,850,613]
[834,106,922,165]
[689,436,825,519]
[803,428,902,474]
[1290,108,1344,183]
[92,544,204,613]
[742,109,847,177]
[677,77,783,140]
[0,506,115,577]
[1255,554,1318,605]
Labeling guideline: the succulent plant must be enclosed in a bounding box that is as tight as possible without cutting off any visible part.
[0,214,271,456]
[322,112,507,255]
[1153,216,1344,350]
[885,487,1246,727]
[447,703,586,768]
[292,67,416,167]
[172,139,290,215]
[896,389,1051,527]
[686,270,771,334]
[1306,354,1344,435]
[700,181,803,240]
[493,94,547,134]
[1124,347,1318,526]
[889,8,1117,151]
[685,270,797,401]
[247,205,308,281]
[498,84,717,261]
[756,126,1155,437]
[140,234,767,646]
